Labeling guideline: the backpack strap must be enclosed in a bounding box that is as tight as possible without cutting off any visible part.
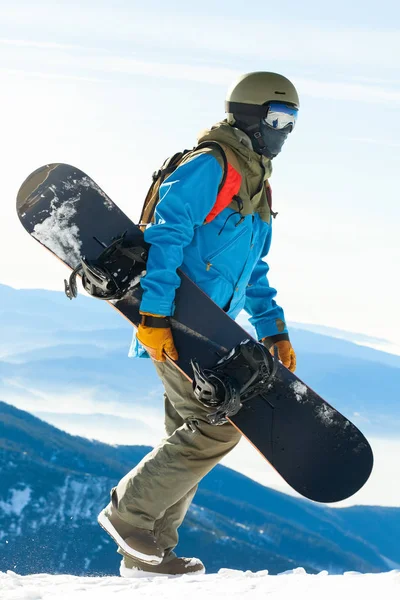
[265,181,277,219]
[139,142,229,231]
[139,150,191,231]
[193,141,228,194]
[200,141,243,224]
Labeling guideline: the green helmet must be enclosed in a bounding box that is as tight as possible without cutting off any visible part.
[225,71,299,124]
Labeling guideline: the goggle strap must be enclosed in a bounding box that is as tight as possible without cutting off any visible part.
[249,126,266,152]
[226,101,268,119]
[227,101,298,119]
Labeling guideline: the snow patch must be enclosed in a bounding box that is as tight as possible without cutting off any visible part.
[32,194,82,266]
[0,570,399,599]
[278,567,307,576]
[315,404,337,427]
[290,380,309,403]
[0,486,31,516]
[63,176,115,211]
[84,176,115,211]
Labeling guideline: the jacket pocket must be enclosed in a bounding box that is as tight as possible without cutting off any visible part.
[205,225,247,266]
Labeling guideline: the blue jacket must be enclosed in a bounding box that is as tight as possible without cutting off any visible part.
[129,152,288,358]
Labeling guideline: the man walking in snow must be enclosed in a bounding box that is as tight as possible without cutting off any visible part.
[98,72,299,576]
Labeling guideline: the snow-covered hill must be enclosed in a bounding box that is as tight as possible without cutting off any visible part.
[1,569,399,600]
[1,401,400,578]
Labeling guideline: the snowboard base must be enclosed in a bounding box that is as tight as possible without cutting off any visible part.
[16,163,374,503]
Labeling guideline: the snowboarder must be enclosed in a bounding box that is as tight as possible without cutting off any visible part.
[98,71,299,576]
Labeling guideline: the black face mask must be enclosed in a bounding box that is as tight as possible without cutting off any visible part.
[257,121,291,159]
[233,116,292,159]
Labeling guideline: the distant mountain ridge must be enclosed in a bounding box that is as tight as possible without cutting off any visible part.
[0,283,398,438]
[1,401,400,576]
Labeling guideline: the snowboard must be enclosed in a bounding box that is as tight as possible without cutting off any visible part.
[16,163,373,504]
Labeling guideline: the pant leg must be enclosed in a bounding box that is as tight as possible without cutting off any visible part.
[153,485,198,556]
[118,392,197,560]
[113,359,241,551]
[152,393,197,554]
[163,387,185,436]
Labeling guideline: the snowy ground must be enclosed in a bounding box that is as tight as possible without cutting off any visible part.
[1,569,399,600]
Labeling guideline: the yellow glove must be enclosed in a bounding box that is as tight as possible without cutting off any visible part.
[136,312,178,362]
[268,340,296,373]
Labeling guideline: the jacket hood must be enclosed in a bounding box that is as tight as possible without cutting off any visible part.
[197,121,273,180]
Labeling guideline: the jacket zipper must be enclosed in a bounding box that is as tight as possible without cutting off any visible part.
[205,226,247,271]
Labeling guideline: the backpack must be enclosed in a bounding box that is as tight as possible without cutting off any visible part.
[139,141,229,232]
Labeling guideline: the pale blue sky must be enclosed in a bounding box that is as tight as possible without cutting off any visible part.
[1,0,400,346]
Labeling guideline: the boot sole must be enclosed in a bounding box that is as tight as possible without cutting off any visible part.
[119,560,206,578]
[97,509,163,566]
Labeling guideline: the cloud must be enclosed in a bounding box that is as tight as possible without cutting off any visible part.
[296,78,400,105]
[1,67,109,84]
[3,38,400,106]
[2,378,164,426]
[2,8,400,71]
[0,38,90,51]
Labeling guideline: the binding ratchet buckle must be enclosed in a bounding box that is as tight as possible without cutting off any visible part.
[64,232,148,301]
[191,339,277,425]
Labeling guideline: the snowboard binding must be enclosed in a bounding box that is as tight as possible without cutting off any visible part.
[64,232,148,301]
[191,339,277,425]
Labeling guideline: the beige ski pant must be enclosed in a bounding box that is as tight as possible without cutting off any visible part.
[112,358,241,555]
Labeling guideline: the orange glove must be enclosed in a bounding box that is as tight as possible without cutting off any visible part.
[136,312,178,362]
[269,340,296,373]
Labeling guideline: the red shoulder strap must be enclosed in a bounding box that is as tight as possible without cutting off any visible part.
[204,163,242,224]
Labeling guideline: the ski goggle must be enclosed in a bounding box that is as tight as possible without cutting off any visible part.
[263,102,298,131]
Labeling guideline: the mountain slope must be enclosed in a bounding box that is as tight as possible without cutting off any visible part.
[1,401,399,576]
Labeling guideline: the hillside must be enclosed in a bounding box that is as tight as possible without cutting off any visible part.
[1,401,399,576]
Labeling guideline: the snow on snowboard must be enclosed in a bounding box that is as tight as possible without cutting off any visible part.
[16,163,373,503]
